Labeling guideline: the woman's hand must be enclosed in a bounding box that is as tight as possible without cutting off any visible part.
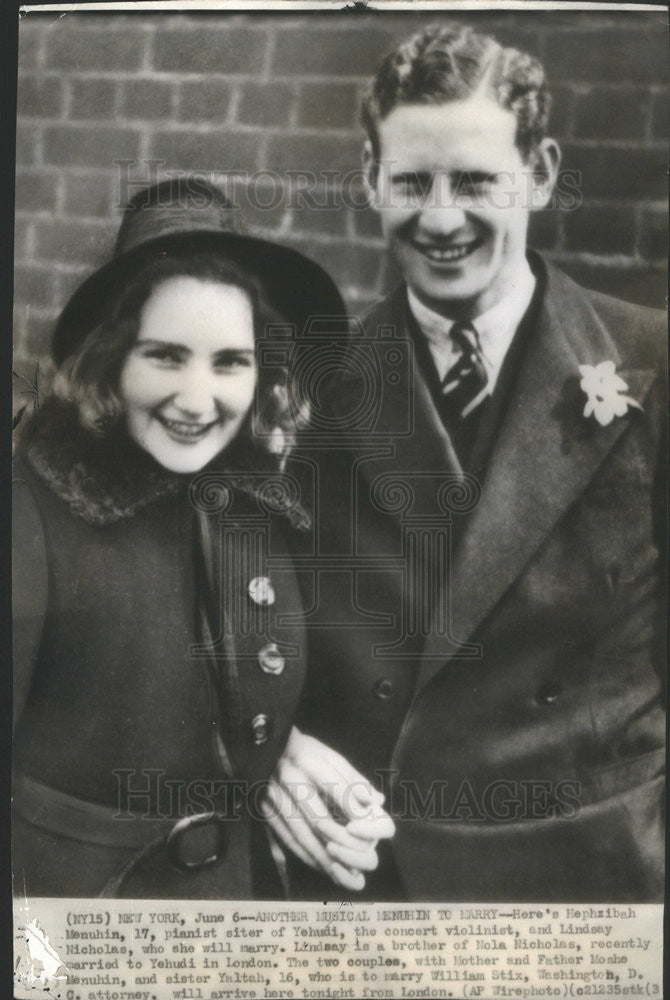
[261,727,395,891]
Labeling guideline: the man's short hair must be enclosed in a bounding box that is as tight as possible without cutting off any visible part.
[361,22,551,164]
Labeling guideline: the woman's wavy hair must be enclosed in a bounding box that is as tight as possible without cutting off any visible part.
[53,253,299,459]
[361,22,552,168]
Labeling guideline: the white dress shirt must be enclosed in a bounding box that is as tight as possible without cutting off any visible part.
[407,262,536,398]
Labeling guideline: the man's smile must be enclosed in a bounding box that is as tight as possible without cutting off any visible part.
[410,237,483,264]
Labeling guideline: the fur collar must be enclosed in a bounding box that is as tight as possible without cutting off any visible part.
[19,400,309,528]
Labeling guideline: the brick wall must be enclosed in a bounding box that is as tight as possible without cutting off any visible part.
[14,8,668,375]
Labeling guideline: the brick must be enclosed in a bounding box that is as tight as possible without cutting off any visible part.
[239,180,289,234]
[297,240,382,292]
[267,134,361,179]
[15,125,39,167]
[272,29,392,77]
[547,85,573,140]
[237,82,293,128]
[17,21,43,70]
[153,27,265,74]
[556,257,667,311]
[177,80,232,123]
[638,207,668,261]
[17,312,60,359]
[15,173,59,213]
[573,88,649,141]
[561,144,666,202]
[14,264,59,309]
[62,172,114,218]
[120,79,174,120]
[17,75,64,118]
[297,83,359,129]
[34,219,114,267]
[13,217,32,260]
[564,205,637,255]
[43,125,141,168]
[545,30,665,85]
[476,26,541,59]
[56,267,98,313]
[45,27,145,71]
[651,92,668,141]
[69,78,118,120]
[352,204,382,241]
[341,172,370,211]
[282,173,358,216]
[528,209,560,252]
[148,130,260,174]
[537,10,663,32]
[290,203,348,238]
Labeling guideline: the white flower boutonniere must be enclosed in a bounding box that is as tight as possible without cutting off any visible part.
[578,361,643,427]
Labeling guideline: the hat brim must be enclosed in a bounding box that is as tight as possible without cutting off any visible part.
[52,230,346,366]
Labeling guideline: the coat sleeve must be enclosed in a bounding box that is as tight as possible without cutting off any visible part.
[12,473,48,731]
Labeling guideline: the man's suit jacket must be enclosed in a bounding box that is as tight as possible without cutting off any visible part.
[296,253,665,902]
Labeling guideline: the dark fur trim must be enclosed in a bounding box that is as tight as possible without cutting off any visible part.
[20,399,310,529]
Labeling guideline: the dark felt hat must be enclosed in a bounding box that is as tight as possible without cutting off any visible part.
[52,178,346,366]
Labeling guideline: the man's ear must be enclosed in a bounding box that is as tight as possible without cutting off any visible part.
[362,140,379,208]
[528,138,561,211]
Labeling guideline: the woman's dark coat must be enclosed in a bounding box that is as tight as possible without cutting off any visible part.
[12,404,307,898]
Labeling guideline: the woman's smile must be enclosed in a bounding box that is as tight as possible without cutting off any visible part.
[155,414,221,444]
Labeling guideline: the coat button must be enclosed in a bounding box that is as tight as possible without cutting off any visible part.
[537,682,562,705]
[373,678,394,700]
[258,643,285,675]
[251,714,272,745]
[248,577,275,606]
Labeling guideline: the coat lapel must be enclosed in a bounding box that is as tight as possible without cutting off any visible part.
[417,261,656,693]
[328,286,463,522]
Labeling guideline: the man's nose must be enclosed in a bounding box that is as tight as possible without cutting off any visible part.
[417,176,467,237]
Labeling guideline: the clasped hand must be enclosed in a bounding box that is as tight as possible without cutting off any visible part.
[261,727,395,891]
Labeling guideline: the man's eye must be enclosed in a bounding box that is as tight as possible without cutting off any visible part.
[455,173,498,193]
[392,174,432,197]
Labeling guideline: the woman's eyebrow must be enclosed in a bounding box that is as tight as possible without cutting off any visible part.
[135,338,188,351]
[212,348,255,357]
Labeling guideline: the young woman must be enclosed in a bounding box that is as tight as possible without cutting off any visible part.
[12,179,390,899]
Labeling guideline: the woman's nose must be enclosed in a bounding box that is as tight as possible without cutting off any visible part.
[172,366,218,418]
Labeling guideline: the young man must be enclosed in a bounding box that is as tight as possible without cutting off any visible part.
[267,23,666,902]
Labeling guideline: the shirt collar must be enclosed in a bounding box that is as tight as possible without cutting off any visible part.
[407,261,536,390]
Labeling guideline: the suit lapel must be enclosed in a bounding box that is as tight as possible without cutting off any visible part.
[329,286,463,514]
[417,261,656,693]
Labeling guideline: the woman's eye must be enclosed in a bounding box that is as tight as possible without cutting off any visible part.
[213,355,253,372]
[142,348,182,366]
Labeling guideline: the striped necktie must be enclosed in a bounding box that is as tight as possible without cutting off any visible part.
[441,321,489,421]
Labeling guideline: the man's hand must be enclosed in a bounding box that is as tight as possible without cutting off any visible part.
[261,727,395,891]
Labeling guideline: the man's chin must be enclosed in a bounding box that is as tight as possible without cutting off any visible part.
[414,275,490,313]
